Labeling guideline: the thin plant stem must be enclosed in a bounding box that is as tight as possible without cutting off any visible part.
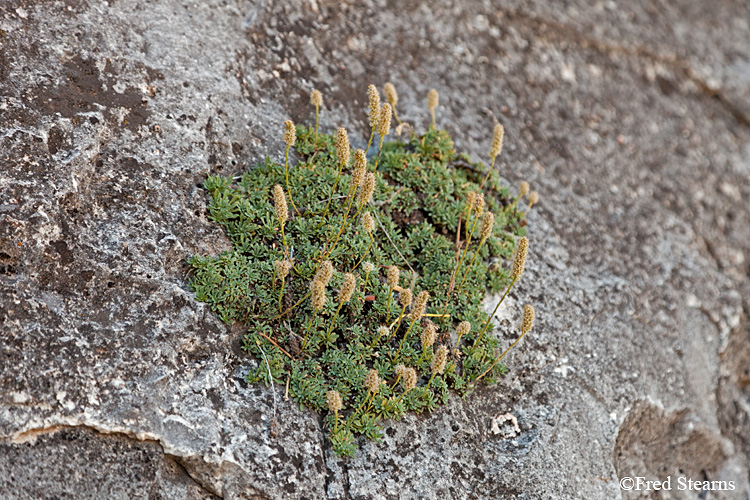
[474,328,530,383]
[506,195,523,213]
[279,222,289,258]
[284,146,300,216]
[318,183,358,261]
[389,312,448,332]
[364,128,375,155]
[349,390,372,420]
[442,211,482,315]
[463,202,480,248]
[479,156,497,191]
[388,305,407,341]
[364,395,377,415]
[392,107,401,125]
[457,236,488,291]
[272,291,311,320]
[369,327,386,348]
[393,389,409,405]
[314,106,320,145]
[441,242,469,317]
[385,290,394,322]
[320,159,347,220]
[453,332,467,357]
[394,319,418,360]
[372,212,416,276]
[473,276,517,348]
[279,223,302,275]
[324,302,345,341]
[277,276,286,313]
[302,311,318,351]
[464,211,472,243]
[466,211,480,247]
[351,235,374,272]
[373,137,385,171]
[257,332,293,359]
[324,200,363,260]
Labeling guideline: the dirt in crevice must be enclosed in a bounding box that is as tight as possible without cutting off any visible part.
[614,401,729,482]
[717,314,750,459]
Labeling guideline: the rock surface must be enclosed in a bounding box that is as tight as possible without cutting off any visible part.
[1,0,749,499]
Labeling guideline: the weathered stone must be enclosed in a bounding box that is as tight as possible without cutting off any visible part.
[1,1,749,499]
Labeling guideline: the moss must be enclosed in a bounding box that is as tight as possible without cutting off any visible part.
[189,105,528,456]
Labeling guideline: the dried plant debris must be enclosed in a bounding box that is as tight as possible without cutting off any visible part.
[189,84,537,456]
[490,412,521,438]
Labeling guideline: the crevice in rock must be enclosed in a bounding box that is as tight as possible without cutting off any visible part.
[716,308,750,459]
[4,423,223,499]
[319,415,335,499]
[317,412,351,500]
[343,458,352,500]
[172,456,224,499]
[699,234,724,271]
[614,400,730,479]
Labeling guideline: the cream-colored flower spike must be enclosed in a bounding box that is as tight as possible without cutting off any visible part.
[427,89,439,127]
[326,390,342,413]
[283,120,296,147]
[364,369,381,394]
[399,288,413,308]
[358,172,376,206]
[368,84,381,128]
[427,89,439,112]
[351,149,367,188]
[384,82,398,107]
[335,127,350,167]
[362,212,375,233]
[408,291,429,322]
[474,192,485,216]
[378,104,392,138]
[528,191,539,209]
[480,212,495,241]
[273,185,288,225]
[402,367,417,391]
[274,260,292,280]
[387,266,400,289]
[310,89,323,108]
[456,321,471,339]
[511,237,528,282]
[431,345,448,374]
[489,124,504,160]
[421,321,438,349]
[519,181,530,197]
[521,304,535,334]
[315,260,334,286]
[339,273,356,303]
[311,279,327,311]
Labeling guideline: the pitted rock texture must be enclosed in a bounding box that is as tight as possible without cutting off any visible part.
[1,1,749,499]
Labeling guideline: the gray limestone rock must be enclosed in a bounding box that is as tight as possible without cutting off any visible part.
[1,0,749,499]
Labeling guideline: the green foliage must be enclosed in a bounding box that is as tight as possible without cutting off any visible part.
[189,120,528,456]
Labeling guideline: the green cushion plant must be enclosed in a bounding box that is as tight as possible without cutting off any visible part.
[189,84,537,456]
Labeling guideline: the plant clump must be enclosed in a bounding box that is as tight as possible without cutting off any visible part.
[189,84,537,456]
